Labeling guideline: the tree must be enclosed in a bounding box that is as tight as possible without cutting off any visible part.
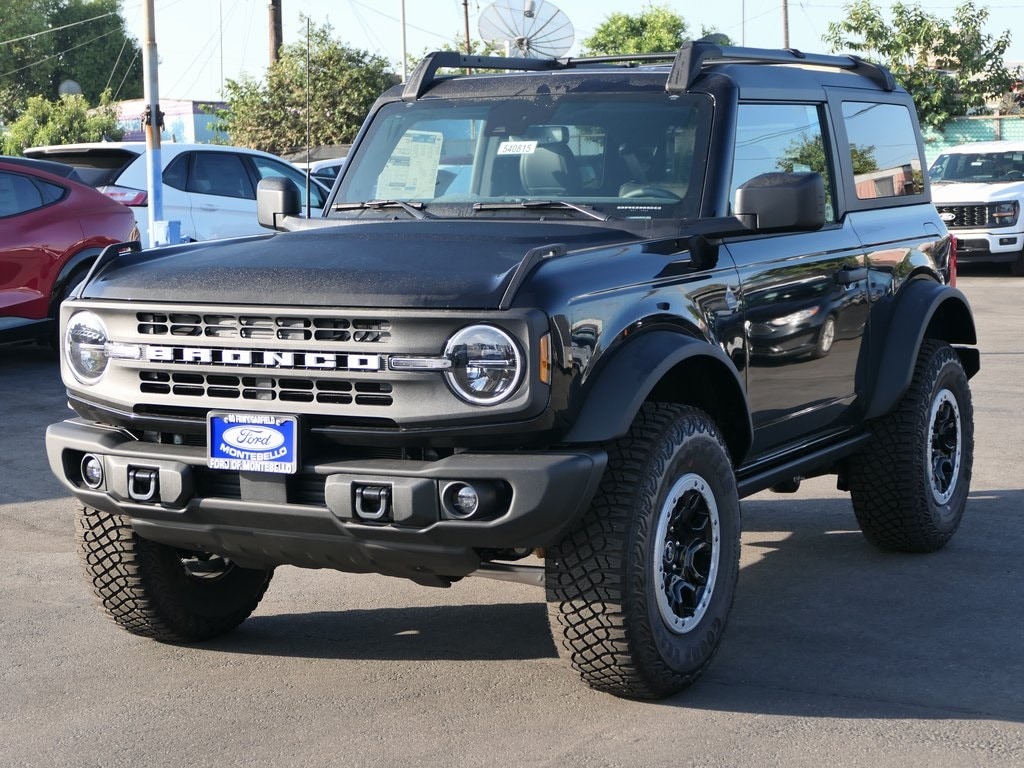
[782,135,879,176]
[581,4,729,56]
[823,1,1020,130]
[0,1,53,122]
[48,0,143,104]
[1,92,122,155]
[217,19,395,155]
[0,0,142,124]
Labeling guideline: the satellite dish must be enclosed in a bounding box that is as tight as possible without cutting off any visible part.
[478,0,575,59]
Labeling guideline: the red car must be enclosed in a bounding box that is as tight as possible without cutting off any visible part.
[0,156,139,344]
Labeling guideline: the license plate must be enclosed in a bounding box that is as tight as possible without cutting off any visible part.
[207,412,298,474]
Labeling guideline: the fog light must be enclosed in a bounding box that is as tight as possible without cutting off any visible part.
[454,485,479,517]
[81,454,104,489]
[442,481,502,520]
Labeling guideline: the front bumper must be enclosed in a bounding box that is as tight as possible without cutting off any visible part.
[950,229,1024,263]
[46,418,607,586]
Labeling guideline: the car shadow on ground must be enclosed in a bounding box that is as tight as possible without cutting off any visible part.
[203,488,1023,721]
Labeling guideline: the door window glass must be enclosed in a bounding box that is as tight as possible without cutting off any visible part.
[250,156,326,209]
[0,172,48,217]
[187,152,254,199]
[731,103,835,222]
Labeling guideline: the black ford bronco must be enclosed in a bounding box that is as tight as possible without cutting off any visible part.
[46,42,978,699]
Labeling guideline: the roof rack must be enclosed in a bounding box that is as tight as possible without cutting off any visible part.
[402,42,897,102]
[402,52,567,101]
[667,40,896,92]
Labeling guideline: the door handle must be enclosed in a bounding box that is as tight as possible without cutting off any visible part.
[836,265,867,284]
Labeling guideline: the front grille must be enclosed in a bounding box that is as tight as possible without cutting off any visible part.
[136,312,391,343]
[139,371,394,406]
[936,204,1015,229]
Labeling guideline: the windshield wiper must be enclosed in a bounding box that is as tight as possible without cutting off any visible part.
[332,199,434,219]
[473,200,610,221]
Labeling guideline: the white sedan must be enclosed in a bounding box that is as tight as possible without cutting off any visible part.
[24,142,328,247]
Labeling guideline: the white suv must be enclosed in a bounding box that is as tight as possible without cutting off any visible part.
[929,140,1024,275]
[24,142,328,247]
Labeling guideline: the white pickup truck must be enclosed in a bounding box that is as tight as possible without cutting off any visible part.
[930,139,1024,275]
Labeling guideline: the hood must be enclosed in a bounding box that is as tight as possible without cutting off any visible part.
[83,220,639,309]
[930,180,1024,204]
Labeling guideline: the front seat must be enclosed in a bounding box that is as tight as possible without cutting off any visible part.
[519,126,580,196]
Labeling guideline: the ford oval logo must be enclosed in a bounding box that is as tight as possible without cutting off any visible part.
[222,425,286,451]
[939,211,956,222]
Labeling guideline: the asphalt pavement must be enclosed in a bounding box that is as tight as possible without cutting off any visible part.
[1,269,1021,767]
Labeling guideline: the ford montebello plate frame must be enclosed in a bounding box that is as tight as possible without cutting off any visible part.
[207,412,299,474]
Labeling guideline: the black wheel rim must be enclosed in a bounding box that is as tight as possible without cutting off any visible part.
[927,388,961,505]
[653,474,720,634]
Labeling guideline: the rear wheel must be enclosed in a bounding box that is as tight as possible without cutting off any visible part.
[545,403,740,699]
[77,505,273,641]
[847,340,973,552]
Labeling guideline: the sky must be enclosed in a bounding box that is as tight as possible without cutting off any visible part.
[113,0,1024,102]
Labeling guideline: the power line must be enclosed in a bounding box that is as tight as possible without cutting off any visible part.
[0,28,122,80]
[0,12,116,47]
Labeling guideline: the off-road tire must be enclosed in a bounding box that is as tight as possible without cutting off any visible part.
[77,505,273,642]
[545,403,740,700]
[847,340,973,552]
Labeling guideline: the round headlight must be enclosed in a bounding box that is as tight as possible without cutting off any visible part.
[65,311,109,384]
[444,324,522,405]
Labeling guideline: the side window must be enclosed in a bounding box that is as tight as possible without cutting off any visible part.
[187,152,254,199]
[731,103,835,222]
[841,102,921,199]
[250,156,326,209]
[0,171,47,217]
[163,154,188,191]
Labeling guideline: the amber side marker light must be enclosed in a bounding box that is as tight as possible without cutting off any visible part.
[539,333,551,385]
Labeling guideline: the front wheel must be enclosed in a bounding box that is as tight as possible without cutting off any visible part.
[545,403,740,699]
[76,505,273,642]
[846,340,973,552]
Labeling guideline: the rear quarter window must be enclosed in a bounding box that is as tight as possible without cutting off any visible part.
[841,102,922,199]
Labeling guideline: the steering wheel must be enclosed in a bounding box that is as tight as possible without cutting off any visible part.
[1005,170,1024,181]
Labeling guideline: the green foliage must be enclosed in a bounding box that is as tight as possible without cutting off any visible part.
[49,0,144,104]
[782,134,879,176]
[823,1,1021,129]
[217,19,395,155]
[0,0,142,123]
[581,3,688,55]
[1,91,122,155]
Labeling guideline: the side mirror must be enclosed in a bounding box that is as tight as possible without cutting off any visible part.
[257,177,301,230]
[734,172,826,232]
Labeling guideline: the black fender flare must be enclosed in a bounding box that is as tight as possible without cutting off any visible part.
[49,247,103,316]
[863,280,978,420]
[561,330,753,465]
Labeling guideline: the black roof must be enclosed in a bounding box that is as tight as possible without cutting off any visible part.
[0,154,86,183]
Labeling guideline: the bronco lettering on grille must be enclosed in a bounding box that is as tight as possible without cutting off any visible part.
[143,345,381,371]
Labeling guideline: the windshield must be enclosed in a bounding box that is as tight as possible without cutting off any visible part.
[929,150,1024,183]
[332,92,712,230]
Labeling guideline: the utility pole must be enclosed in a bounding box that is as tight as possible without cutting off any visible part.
[782,0,789,49]
[269,0,283,64]
[142,0,169,246]
[463,0,471,54]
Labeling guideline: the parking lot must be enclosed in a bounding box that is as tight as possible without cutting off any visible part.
[1,269,1022,767]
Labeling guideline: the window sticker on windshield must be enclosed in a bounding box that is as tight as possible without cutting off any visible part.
[376,130,444,198]
[497,140,538,156]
